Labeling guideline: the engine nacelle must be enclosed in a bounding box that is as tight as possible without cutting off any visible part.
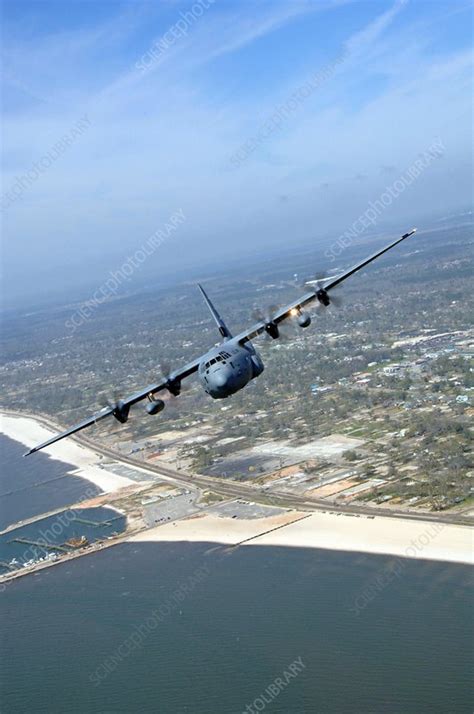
[297,311,311,328]
[112,400,130,424]
[264,321,279,339]
[146,398,165,415]
[166,378,181,396]
[316,288,330,306]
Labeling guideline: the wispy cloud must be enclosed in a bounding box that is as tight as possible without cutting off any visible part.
[2,0,472,303]
[345,0,408,56]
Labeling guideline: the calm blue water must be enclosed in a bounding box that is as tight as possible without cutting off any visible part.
[1,540,473,713]
[0,434,101,531]
[1,435,473,713]
[0,507,126,573]
[0,434,124,574]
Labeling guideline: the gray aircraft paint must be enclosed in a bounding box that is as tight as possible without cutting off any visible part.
[24,229,416,456]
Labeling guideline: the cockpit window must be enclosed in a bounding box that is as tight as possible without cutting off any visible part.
[205,354,228,368]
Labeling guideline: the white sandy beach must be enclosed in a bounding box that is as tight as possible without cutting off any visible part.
[0,413,133,493]
[131,510,474,565]
[2,413,472,565]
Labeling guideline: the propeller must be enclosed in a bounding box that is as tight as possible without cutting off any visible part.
[299,269,343,309]
[251,304,299,342]
[99,391,130,424]
[140,364,176,416]
[159,361,172,381]
[157,361,181,396]
[251,304,282,321]
[252,304,287,341]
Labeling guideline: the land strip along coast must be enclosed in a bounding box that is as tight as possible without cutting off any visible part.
[0,412,472,580]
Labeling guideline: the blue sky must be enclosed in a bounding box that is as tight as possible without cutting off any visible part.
[1,0,473,304]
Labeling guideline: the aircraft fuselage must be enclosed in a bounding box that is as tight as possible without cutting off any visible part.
[24,229,418,457]
[198,340,264,399]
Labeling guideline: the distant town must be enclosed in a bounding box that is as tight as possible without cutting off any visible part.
[1,218,472,525]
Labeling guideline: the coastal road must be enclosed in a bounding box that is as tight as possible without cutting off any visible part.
[3,410,473,529]
[78,430,474,528]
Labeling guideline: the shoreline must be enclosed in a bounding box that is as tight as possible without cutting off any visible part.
[131,511,474,566]
[0,413,134,493]
[0,410,472,568]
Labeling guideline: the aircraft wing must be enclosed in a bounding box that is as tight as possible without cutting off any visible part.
[321,228,417,292]
[24,356,201,456]
[236,228,417,344]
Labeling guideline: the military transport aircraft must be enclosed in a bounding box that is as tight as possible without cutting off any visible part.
[25,229,417,455]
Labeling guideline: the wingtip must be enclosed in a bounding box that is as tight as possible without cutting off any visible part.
[23,449,33,457]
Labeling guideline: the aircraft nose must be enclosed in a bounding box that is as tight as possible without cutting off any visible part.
[213,365,234,388]
[213,370,228,388]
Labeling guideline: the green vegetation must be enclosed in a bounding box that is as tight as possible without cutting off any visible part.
[1,223,472,510]
[199,491,226,505]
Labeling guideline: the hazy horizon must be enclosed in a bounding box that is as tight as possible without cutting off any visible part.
[2,0,473,307]
[1,204,472,313]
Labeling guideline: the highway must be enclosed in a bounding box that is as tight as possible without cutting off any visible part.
[3,409,473,528]
[77,427,473,528]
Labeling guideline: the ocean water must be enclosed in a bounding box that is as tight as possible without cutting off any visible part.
[0,434,122,574]
[0,506,126,574]
[1,433,473,713]
[1,540,472,713]
[0,434,101,531]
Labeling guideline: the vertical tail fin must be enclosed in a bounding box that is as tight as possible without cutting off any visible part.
[197,284,232,340]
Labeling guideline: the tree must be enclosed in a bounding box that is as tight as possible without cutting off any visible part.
[343,450,358,462]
